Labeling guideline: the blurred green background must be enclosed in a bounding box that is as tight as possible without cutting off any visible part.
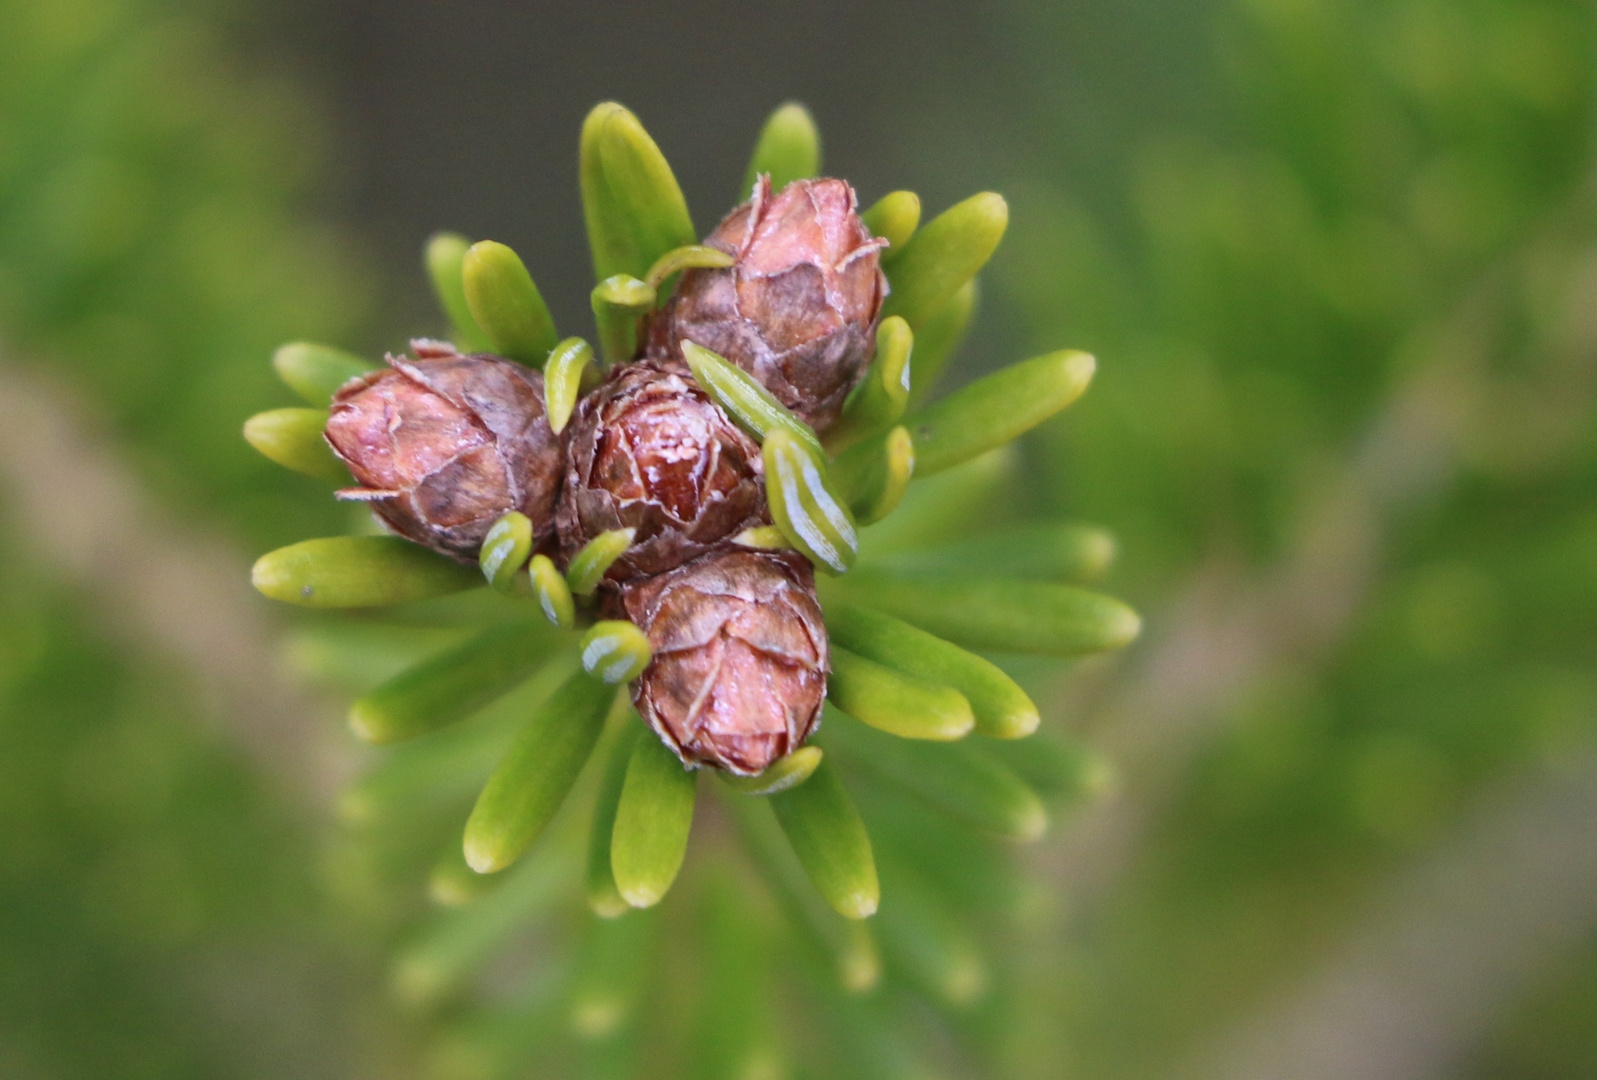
[1,0,1594,1077]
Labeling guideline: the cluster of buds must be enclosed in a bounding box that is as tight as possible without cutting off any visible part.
[247,102,1138,946]
[315,170,886,775]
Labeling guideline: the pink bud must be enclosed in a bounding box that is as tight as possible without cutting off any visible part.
[557,362,766,583]
[649,177,888,431]
[623,549,828,775]
[325,351,564,561]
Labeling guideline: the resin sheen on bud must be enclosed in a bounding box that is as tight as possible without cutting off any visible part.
[556,362,767,584]
[649,176,888,431]
[324,346,565,562]
[623,549,828,776]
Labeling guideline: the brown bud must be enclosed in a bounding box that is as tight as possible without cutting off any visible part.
[325,349,564,561]
[623,549,827,775]
[556,362,766,582]
[648,176,888,431]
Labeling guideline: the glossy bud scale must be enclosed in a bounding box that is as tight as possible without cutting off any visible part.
[557,362,767,584]
[622,549,828,775]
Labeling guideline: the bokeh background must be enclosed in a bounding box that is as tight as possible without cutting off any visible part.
[2,0,1595,1077]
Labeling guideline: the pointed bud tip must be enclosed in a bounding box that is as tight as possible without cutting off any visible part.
[840,889,879,920]
[249,553,281,597]
[770,101,816,126]
[863,191,922,250]
[461,837,503,876]
[972,191,1009,225]
[425,231,469,264]
[584,100,636,135]
[620,883,665,909]
[745,103,822,193]
[1000,705,1042,740]
[464,238,510,263]
[1107,603,1142,648]
[934,192,1008,251]
[1027,349,1096,404]
[1063,349,1096,384]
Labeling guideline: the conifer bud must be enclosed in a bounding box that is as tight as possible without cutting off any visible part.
[556,362,766,583]
[325,345,565,562]
[649,176,888,431]
[622,549,828,775]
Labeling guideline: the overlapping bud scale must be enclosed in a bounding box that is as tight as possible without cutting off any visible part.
[556,362,765,585]
[623,550,827,775]
[648,176,887,432]
[325,344,565,562]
